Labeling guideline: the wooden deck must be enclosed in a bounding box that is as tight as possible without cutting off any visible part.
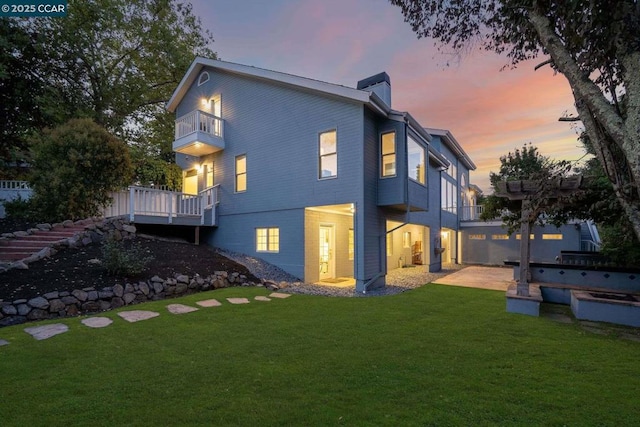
[104,185,218,227]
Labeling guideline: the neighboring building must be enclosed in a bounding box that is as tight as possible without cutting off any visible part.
[164,57,597,292]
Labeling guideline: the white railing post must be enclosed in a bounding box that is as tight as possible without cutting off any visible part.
[168,191,173,224]
[129,187,135,222]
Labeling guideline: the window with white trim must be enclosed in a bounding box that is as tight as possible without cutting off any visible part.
[256,227,279,252]
[319,130,337,179]
[235,155,246,192]
[407,136,426,184]
[441,177,457,214]
[381,131,396,177]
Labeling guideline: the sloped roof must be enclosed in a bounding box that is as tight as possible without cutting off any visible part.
[166,57,389,114]
[424,127,476,170]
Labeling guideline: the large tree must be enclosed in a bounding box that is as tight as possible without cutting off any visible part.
[390,0,640,241]
[0,18,61,172]
[7,0,215,187]
[481,144,573,232]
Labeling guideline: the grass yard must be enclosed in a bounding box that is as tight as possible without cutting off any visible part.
[1,284,639,426]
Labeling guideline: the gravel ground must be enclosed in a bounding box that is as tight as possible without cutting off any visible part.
[217,249,464,297]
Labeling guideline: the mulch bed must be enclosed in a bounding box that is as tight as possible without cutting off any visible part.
[0,219,258,302]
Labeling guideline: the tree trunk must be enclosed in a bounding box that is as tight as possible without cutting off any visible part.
[528,5,640,242]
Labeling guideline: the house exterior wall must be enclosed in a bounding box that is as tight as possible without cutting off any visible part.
[206,208,306,279]
[177,67,365,215]
[175,66,369,283]
[460,223,582,265]
[359,109,388,290]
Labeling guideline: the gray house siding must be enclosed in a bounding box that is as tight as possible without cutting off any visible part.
[176,67,364,215]
[377,121,406,209]
[359,109,386,290]
[461,224,582,265]
[207,209,306,279]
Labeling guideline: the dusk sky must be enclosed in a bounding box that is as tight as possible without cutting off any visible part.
[189,0,586,192]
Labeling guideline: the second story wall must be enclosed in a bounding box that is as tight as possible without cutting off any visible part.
[176,67,367,215]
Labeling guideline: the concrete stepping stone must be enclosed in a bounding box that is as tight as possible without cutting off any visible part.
[255,296,271,302]
[166,304,199,314]
[269,292,291,299]
[81,317,113,328]
[227,297,250,304]
[24,323,69,340]
[196,298,222,307]
[118,310,160,323]
[0,339,9,346]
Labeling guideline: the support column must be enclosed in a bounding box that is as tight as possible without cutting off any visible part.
[517,202,531,297]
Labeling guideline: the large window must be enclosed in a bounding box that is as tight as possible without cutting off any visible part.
[319,130,337,179]
[381,131,396,177]
[206,162,214,188]
[443,154,457,179]
[235,155,246,192]
[441,177,457,214]
[407,136,425,184]
[256,227,279,252]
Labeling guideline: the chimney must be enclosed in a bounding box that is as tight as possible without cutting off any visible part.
[357,72,391,108]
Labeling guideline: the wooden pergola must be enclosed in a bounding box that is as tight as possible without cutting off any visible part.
[496,176,583,297]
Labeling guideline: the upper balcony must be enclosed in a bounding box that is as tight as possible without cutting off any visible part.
[173,110,225,157]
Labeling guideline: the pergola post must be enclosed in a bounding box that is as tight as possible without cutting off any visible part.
[517,201,531,297]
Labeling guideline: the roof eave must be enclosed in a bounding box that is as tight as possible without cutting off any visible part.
[167,57,373,113]
[425,127,477,170]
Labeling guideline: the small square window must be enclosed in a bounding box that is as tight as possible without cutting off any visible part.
[256,227,279,252]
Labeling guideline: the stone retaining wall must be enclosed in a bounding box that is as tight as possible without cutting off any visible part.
[0,270,257,327]
[0,216,262,327]
[0,217,137,272]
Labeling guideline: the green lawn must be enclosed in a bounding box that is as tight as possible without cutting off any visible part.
[1,284,638,426]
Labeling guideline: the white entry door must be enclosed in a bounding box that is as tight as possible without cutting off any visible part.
[319,225,335,280]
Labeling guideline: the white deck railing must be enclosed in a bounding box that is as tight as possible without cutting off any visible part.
[0,180,30,190]
[459,205,484,221]
[175,110,223,140]
[104,185,219,226]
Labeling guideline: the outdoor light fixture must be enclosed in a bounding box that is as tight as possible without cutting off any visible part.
[201,98,208,107]
[350,203,355,213]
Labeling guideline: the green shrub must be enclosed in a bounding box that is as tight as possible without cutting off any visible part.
[2,196,38,220]
[29,118,133,221]
[101,238,154,276]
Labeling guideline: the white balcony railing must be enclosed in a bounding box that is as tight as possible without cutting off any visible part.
[459,205,484,221]
[104,185,219,226]
[175,110,223,140]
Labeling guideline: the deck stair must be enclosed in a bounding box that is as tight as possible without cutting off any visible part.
[0,223,86,261]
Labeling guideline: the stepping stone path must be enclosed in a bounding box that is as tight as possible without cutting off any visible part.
[2,293,294,345]
[269,292,291,299]
[166,304,199,314]
[81,317,113,328]
[196,299,222,307]
[118,310,160,323]
[24,323,69,340]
